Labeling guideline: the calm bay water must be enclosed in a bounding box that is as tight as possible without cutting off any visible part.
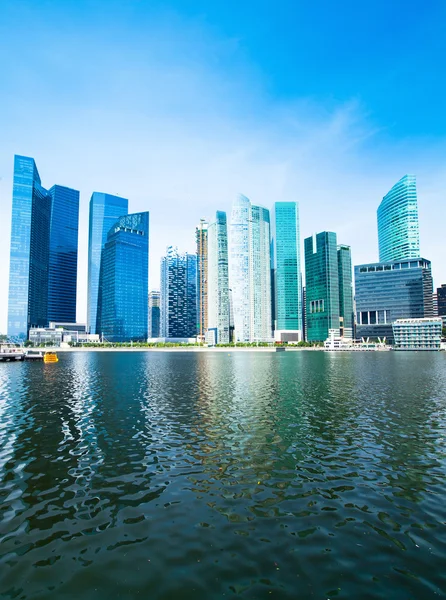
[1,350,446,599]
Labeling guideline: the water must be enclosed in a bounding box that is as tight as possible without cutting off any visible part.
[1,351,446,599]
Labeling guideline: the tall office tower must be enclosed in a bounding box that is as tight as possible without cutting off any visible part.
[196,219,208,341]
[272,202,302,341]
[8,155,79,339]
[355,258,433,342]
[47,186,80,323]
[160,247,198,338]
[337,245,354,339]
[229,195,272,342]
[435,284,446,323]
[148,290,161,338]
[304,232,340,342]
[207,211,230,344]
[302,286,307,342]
[378,175,420,262]
[87,192,128,334]
[100,212,149,342]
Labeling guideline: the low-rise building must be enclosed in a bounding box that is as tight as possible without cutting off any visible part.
[392,317,442,351]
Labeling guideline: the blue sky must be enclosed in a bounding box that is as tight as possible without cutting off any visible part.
[0,0,445,330]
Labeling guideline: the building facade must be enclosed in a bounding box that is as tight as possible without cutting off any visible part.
[148,291,161,338]
[47,185,80,323]
[207,211,230,344]
[392,318,442,351]
[377,175,420,262]
[87,192,128,334]
[354,258,434,342]
[304,232,340,342]
[337,245,354,339]
[8,155,79,339]
[229,195,272,342]
[196,219,208,341]
[437,284,446,322]
[100,212,149,342]
[272,202,302,340]
[160,247,198,338]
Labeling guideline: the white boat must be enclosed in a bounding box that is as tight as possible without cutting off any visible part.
[25,349,45,360]
[0,344,25,362]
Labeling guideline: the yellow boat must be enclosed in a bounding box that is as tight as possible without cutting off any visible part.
[44,352,59,363]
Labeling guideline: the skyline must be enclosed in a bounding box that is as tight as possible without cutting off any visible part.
[1,1,446,332]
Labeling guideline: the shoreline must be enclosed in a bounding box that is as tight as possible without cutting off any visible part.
[49,346,325,353]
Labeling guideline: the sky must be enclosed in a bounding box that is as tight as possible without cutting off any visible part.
[0,0,445,332]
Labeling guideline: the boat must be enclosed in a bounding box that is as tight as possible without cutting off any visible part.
[0,343,25,362]
[43,351,59,363]
[25,349,45,361]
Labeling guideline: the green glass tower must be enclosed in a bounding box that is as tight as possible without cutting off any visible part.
[304,232,340,342]
[377,175,419,262]
[273,202,302,334]
[337,245,354,339]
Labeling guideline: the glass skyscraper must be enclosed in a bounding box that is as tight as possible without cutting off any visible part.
[337,245,354,339]
[160,247,198,338]
[148,290,161,338]
[87,192,128,334]
[354,258,433,342]
[196,219,208,341]
[48,185,80,323]
[207,211,230,344]
[8,155,79,339]
[272,202,302,335]
[377,175,420,262]
[304,232,340,342]
[100,212,149,342]
[229,195,272,342]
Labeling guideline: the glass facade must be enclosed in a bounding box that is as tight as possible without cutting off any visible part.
[207,211,230,344]
[337,245,354,339]
[100,212,149,342]
[304,232,340,342]
[87,192,128,334]
[378,175,420,262]
[160,247,198,338]
[273,202,301,333]
[437,284,446,319]
[196,220,208,341]
[8,155,78,339]
[354,258,433,342]
[148,290,161,338]
[48,185,80,323]
[392,318,442,351]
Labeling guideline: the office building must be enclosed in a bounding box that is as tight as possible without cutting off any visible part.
[8,155,79,339]
[304,232,340,342]
[48,185,80,323]
[337,245,354,339]
[392,318,442,351]
[196,219,208,341]
[148,291,161,338]
[354,258,433,342]
[377,175,420,262]
[207,211,230,344]
[87,192,128,334]
[437,285,446,322]
[229,195,272,342]
[160,247,198,338]
[100,212,149,342]
[272,202,302,341]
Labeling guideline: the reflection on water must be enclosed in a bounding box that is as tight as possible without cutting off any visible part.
[1,351,446,599]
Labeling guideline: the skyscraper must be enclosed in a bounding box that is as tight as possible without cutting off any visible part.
[354,258,433,342]
[337,245,354,339]
[272,202,302,340]
[8,155,79,339]
[100,212,149,342]
[304,232,340,342]
[378,175,420,262]
[47,186,80,323]
[87,192,128,334]
[148,290,161,338]
[229,195,272,342]
[437,285,446,322]
[196,219,208,341]
[160,247,198,338]
[207,211,230,344]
